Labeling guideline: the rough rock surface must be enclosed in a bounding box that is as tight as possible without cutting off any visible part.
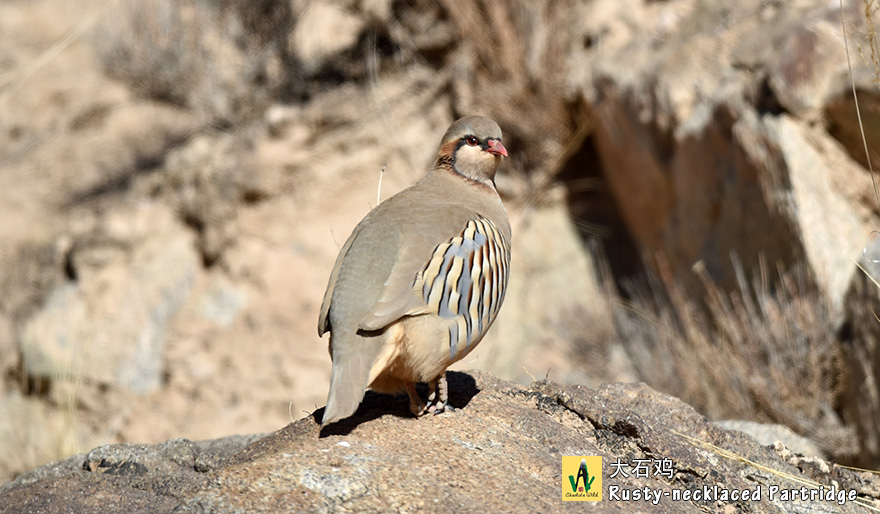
[1,371,876,513]
[714,420,825,459]
[582,0,869,315]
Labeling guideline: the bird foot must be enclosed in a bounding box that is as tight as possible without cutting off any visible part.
[404,374,455,417]
[425,373,454,415]
[426,401,455,415]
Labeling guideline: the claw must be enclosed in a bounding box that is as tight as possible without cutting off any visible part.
[430,403,455,415]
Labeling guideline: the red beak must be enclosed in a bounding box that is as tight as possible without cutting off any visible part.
[486,139,508,157]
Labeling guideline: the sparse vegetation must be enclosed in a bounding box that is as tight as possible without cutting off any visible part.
[91,0,290,125]
[605,256,854,460]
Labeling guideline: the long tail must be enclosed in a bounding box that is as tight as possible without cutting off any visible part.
[321,330,385,426]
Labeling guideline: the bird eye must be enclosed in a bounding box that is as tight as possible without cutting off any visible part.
[465,136,479,146]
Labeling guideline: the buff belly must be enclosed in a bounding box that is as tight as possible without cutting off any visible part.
[366,313,487,394]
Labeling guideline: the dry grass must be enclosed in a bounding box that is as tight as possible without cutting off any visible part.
[91,0,290,125]
[835,0,880,468]
[603,254,854,460]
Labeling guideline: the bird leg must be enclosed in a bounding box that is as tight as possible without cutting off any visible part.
[404,382,426,416]
[426,373,455,414]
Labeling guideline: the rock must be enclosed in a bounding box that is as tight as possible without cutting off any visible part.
[583,0,869,320]
[761,115,863,321]
[766,14,850,117]
[576,0,880,465]
[18,203,199,394]
[6,0,880,495]
[1,371,876,513]
[289,2,365,75]
[839,243,880,468]
[715,420,824,459]
[0,434,263,514]
[197,275,249,328]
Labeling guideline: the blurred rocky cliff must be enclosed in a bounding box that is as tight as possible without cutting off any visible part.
[1,0,880,484]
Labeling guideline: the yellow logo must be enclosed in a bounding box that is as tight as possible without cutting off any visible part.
[562,456,602,501]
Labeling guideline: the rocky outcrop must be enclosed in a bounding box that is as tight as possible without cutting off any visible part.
[579,0,869,316]
[1,371,876,513]
[568,0,880,466]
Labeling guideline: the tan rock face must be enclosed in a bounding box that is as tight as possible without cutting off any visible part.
[289,3,365,74]
[586,1,868,314]
[20,203,199,393]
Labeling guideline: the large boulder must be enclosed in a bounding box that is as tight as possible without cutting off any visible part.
[579,0,869,319]
[1,371,875,513]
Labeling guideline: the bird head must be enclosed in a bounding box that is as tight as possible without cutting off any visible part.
[436,116,508,185]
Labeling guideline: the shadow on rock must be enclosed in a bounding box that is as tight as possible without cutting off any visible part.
[316,371,479,436]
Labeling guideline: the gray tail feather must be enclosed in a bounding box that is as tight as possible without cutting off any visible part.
[321,332,385,426]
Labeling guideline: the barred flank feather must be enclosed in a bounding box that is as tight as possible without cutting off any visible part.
[414,218,511,360]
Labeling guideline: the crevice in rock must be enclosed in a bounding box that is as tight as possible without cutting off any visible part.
[62,248,77,282]
[556,132,646,296]
[24,375,52,399]
[825,90,880,171]
[755,75,786,117]
[179,211,221,269]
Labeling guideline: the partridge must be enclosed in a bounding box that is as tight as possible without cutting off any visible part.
[318,115,511,427]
